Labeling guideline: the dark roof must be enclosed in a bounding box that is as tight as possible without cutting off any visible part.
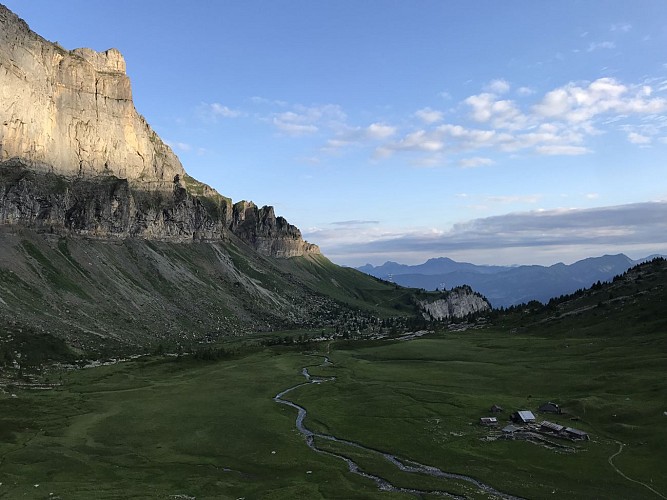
[540,420,564,432]
[564,427,588,437]
[539,402,561,412]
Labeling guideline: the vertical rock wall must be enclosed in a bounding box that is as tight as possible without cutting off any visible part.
[0,4,319,257]
[0,5,184,186]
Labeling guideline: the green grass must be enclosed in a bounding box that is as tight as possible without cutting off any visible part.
[0,350,403,499]
[277,254,418,317]
[2,319,665,499]
[292,328,667,499]
[20,240,90,299]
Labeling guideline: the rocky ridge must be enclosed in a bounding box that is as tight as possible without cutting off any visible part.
[417,285,491,320]
[0,4,317,257]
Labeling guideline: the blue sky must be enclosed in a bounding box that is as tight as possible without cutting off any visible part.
[5,1,667,266]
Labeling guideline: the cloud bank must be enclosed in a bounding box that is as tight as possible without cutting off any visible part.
[306,201,667,266]
[197,76,666,168]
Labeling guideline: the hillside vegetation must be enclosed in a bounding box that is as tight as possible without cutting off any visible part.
[0,226,434,363]
[1,259,665,499]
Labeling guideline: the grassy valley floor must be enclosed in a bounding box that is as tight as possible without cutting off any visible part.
[1,326,666,499]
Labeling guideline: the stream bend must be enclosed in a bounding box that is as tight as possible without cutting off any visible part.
[274,356,523,499]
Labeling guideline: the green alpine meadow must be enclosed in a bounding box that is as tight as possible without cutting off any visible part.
[2,259,666,499]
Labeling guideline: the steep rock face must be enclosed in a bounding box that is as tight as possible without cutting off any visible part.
[0,5,319,257]
[0,161,230,241]
[0,160,321,255]
[231,201,319,258]
[417,285,490,320]
[0,4,184,186]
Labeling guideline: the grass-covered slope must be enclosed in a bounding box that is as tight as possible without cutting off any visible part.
[0,226,419,359]
[274,253,418,314]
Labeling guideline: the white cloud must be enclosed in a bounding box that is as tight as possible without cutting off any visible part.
[367,123,397,140]
[325,122,397,152]
[198,102,243,122]
[458,157,495,168]
[627,132,651,144]
[271,104,346,136]
[209,103,242,118]
[378,129,444,156]
[532,78,667,123]
[587,41,616,52]
[484,79,511,94]
[415,107,444,124]
[464,93,528,130]
[372,76,665,164]
[534,145,590,155]
[253,77,666,166]
[273,115,319,136]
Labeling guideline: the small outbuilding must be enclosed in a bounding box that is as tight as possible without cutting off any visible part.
[490,404,504,413]
[540,420,564,433]
[502,424,521,434]
[511,410,536,424]
[480,417,498,426]
[539,402,562,414]
[564,427,589,441]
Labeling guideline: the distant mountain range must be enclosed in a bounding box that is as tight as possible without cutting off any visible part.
[357,254,665,308]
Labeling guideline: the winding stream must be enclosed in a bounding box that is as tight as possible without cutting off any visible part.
[274,356,524,499]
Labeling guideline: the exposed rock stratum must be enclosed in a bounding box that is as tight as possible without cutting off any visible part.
[417,285,491,320]
[0,4,317,257]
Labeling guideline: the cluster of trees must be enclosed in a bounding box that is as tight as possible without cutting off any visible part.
[191,346,237,361]
[487,257,667,322]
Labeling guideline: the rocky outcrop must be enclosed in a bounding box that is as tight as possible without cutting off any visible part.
[0,159,320,255]
[0,160,230,241]
[231,202,319,258]
[0,4,184,186]
[417,285,490,320]
[0,5,319,258]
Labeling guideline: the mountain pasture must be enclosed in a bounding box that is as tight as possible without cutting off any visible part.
[1,312,665,499]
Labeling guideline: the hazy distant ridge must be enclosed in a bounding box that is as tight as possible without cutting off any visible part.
[358,254,664,307]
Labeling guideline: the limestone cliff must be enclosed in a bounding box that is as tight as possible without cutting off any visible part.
[417,285,490,320]
[0,5,184,186]
[0,4,318,257]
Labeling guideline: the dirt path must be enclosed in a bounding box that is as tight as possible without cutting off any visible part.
[608,441,666,499]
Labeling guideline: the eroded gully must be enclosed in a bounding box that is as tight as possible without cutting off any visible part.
[273,357,524,499]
